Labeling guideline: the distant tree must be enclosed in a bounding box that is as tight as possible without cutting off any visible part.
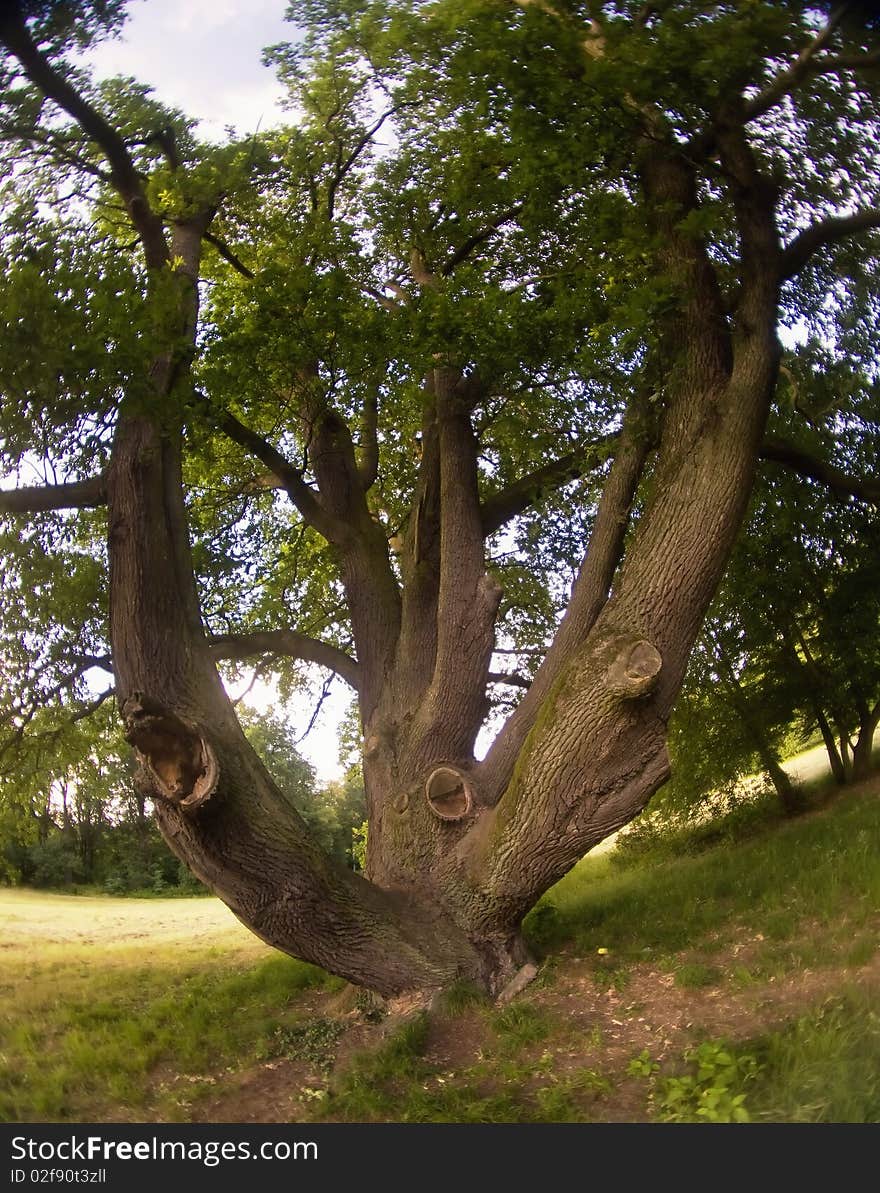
[1,1,879,995]
[237,705,366,861]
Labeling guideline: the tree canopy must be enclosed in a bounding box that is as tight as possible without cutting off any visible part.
[0,0,878,997]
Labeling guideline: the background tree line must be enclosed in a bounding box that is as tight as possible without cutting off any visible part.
[0,704,366,891]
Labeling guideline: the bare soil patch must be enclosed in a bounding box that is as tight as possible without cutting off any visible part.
[191,924,880,1123]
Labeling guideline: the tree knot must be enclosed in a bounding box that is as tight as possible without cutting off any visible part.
[425,765,474,822]
[121,692,218,812]
[604,636,662,700]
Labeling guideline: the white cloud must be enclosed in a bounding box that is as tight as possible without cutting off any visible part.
[82,0,298,138]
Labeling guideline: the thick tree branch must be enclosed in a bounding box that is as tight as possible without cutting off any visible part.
[0,474,107,514]
[686,9,876,162]
[479,393,654,802]
[639,144,731,396]
[297,388,404,709]
[441,205,524,277]
[0,650,115,763]
[357,382,380,490]
[1,120,113,181]
[68,686,116,724]
[201,397,351,544]
[70,653,113,674]
[326,105,410,220]
[204,230,255,279]
[778,207,880,280]
[0,4,167,267]
[394,381,443,704]
[741,7,850,125]
[481,433,618,536]
[816,48,880,71]
[760,436,880,504]
[488,671,530,689]
[210,630,361,692]
[406,368,501,761]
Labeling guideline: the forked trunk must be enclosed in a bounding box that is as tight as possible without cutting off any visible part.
[105,90,784,1001]
[108,353,779,998]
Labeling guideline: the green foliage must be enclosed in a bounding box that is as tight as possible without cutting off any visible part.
[674,962,723,990]
[612,791,783,871]
[492,1002,554,1049]
[655,1040,760,1124]
[350,819,368,871]
[523,898,563,954]
[27,835,84,888]
[658,373,880,824]
[746,993,880,1123]
[545,785,880,972]
[431,979,489,1016]
[626,1049,659,1080]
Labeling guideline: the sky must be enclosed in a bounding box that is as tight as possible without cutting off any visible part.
[82,2,354,782]
[85,0,296,140]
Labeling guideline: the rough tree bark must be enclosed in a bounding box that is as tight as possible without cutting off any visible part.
[109,111,785,995]
[2,3,877,999]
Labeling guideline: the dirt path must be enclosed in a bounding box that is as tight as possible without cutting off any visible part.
[192,927,880,1123]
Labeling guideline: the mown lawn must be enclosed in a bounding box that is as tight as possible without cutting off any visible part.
[0,890,336,1121]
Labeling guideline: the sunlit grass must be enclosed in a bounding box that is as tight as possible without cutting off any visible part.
[0,891,333,1122]
[525,783,880,980]
[3,775,879,1124]
[647,989,880,1123]
[748,990,880,1123]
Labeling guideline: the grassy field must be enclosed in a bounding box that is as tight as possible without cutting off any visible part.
[0,890,336,1121]
[2,773,879,1123]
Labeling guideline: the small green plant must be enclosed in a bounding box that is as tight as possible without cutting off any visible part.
[627,1049,660,1079]
[655,1040,759,1123]
[492,1002,554,1048]
[592,962,630,993]
[433,980,489,1016]
[351,820,368,871]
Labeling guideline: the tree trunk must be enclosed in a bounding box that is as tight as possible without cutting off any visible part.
[851,704,879,782]
[776,626,848,786]
[814,705,849,787]
[834,719,855,780]
[6,0,876,1003]
[103,94,785,1000]
[713,644,803,814]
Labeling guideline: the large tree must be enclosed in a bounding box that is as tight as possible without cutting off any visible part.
[1,0,879,998]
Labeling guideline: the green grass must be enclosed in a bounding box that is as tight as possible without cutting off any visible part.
[673,962,723,989]
[491,1002,556,1050]
[320,1011,612,1123]
[526,786,880,980]
[432,980,491,1016]
[642,989,880,1123]
[2,776,878,1124]
[747,990,880,1123]
[0,895,337,1122]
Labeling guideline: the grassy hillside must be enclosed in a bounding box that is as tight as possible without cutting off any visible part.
[2,774,878,1124]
